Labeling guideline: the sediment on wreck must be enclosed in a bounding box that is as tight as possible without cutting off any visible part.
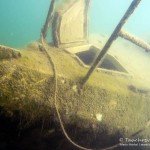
[0,45,21,60]
[0,43,150,150]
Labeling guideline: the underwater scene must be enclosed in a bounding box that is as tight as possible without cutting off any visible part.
[0,0,150,150]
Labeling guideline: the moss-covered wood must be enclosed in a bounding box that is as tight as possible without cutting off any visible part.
[0,45,21,60]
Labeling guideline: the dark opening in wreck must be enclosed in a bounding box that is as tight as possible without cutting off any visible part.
[76,46,128,73]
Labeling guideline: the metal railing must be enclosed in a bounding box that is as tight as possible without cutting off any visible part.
[81,0,150,87]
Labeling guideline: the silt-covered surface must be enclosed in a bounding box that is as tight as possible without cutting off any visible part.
[0,43,150,149]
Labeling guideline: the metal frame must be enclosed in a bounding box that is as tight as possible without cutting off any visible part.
[41,0,150,87]
[81,0,150,87]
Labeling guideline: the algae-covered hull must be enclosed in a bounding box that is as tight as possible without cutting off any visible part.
[0,43,150,149]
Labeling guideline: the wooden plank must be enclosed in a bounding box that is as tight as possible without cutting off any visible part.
[54,0,90,48]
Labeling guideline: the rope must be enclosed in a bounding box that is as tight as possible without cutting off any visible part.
[40,37,149,150]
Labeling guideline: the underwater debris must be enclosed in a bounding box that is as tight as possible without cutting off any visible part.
[119,30,150,52]
[96,113,103,122]
[0,0,150,149]
[0,42,149,149]
[0,45,21,60]
[81,0,143,87]
[128,84,150,94]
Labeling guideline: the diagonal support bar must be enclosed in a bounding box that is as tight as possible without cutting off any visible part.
[81,0,142,87]
[41,0,56,39]
[119,30,150,52]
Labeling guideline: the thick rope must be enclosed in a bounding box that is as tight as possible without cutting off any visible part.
[40,37,149,150]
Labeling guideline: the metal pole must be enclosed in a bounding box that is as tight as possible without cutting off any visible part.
[41,0,56,39]
[119,30,150,52]
[81,0,142,87]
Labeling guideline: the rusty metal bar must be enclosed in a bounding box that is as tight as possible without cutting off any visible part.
[81,0,142,87]
[41,0,56,39]
[119,30,150,52]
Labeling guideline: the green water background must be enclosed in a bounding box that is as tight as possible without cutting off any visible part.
[0,0,150,48]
